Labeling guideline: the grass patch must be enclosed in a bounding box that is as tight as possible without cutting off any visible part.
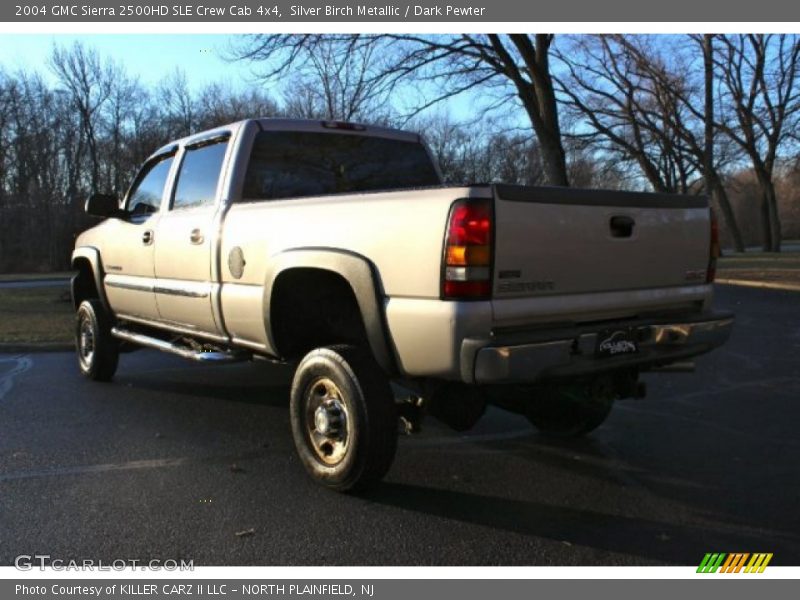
[0,286,74,344]
[718,251,800,267]
[718,251,800,285]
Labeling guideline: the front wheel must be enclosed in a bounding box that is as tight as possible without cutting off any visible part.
[289,345,397,492]
[75,299,119,382]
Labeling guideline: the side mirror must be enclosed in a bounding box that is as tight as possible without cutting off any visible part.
[85,193,123,218]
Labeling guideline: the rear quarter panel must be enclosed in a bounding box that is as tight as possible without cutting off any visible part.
[218,186,480,351]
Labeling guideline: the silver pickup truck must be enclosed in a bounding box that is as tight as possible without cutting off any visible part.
[71,118,733,491]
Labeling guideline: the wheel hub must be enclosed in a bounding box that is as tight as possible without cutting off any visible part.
[314,401,345,437]
[78,317,95,366]
[304,378,350,465]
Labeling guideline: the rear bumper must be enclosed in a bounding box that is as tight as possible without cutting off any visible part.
[462,312,734,384]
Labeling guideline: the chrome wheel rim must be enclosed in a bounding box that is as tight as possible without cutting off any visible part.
[78,315,95,369]
[304,377,349,466]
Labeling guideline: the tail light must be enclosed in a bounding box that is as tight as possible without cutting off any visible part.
[442,199,493,299]
[707,208,720,283]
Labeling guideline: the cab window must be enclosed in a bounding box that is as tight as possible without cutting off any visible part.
[241,131,440,201]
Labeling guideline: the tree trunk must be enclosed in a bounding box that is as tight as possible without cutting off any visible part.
[514,85,569,187]
[531,53,569,186]
[702,35,745,253]
[537,124,569,187]
[711,178,744,253]
[764,182,782,252]
[507,34,569,187]
[758,196,772,252]
[703,35,714,190]
[754,168,781,252]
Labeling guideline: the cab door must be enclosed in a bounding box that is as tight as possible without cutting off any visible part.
[101,151,176,320]
[153,136,230,335]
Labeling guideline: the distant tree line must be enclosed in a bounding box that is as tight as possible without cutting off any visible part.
[0,44,283,272]
[1,35,799,272]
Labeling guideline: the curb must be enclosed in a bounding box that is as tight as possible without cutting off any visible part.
[716,278,800,292]
[0,342,73,353]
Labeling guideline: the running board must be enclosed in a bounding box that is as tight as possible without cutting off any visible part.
[111,327,249,363]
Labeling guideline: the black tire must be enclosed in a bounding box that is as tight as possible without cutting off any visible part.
[526,379,615,437]
[290,344,397,492]
[75,299,119,382]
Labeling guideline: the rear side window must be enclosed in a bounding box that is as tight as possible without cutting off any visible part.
[126,154,175,215]
[172,140,229,210]
[242,131,440,201]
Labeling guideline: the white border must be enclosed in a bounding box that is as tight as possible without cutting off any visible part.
[2,566,800,579]
[1,16,798,581]
[0,22,799,34]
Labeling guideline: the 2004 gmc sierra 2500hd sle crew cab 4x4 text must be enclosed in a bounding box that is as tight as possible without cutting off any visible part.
[71,118,734,491]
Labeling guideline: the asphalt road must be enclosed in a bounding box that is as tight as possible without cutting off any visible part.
[0,278,70,289]
[1,285,799,566]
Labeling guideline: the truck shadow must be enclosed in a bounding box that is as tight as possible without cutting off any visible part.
[113,360,294,407]
[116,375,291,407]
[364,482,799,564]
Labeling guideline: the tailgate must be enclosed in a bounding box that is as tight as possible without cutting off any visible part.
[492,185,711,303]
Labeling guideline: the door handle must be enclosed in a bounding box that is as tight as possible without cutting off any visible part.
[142,230,154,245]
[190,229,204,245]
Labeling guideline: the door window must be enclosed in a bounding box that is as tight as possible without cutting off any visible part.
[126,154,175,215]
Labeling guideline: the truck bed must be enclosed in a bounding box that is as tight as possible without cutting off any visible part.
[490,184,712,327]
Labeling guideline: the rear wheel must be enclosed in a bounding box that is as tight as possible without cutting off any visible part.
[75,299,119,382]
[289,345,397,492]
[526,378,615,437]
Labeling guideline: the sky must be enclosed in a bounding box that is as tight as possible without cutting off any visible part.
[0,34,259,90]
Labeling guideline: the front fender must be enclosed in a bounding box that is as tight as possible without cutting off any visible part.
[71,246,111,314]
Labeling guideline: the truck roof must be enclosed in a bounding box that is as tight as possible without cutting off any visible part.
[256,118,421,143]
[150,118,421,159]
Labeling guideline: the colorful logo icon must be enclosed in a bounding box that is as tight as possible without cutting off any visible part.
[697,553,773,573]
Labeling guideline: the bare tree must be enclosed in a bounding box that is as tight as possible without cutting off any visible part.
[0,53,287,272]
[700,35,746,252]
[158,68,195,137]
[195,83,281,130]
[564,138,629,190]
[554,35,699,194]
[603,35,746,252]
[0,70,13,207]
[712,34,800,251]
[101,70,142,195]
[302,41,392,121]
[554,35,750,250]
[49,42,114,193]
[233,34,570,186]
